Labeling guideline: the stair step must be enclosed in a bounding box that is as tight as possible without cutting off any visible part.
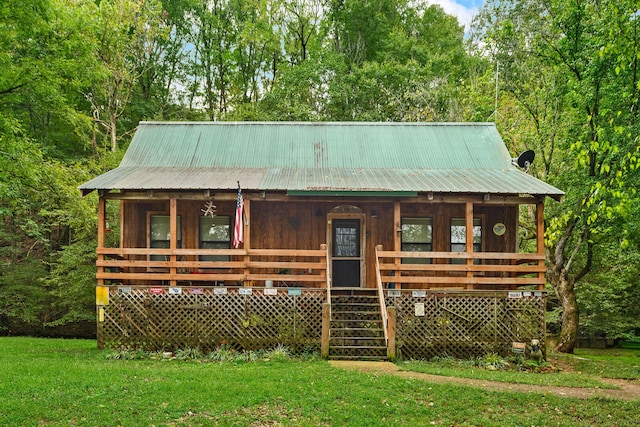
[332,306,379,309]
[328,355,387,361]
[328,288,387,361]
[331,320,382,325]
[330,345,387,350]
[331,312,381,315]
[331,309,381,314]
[330,336,385,341]
[329,354,387,360]
[331,293,379,300]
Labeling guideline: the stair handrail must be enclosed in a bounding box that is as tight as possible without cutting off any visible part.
[324,243,332,305]
[374,245,389,345]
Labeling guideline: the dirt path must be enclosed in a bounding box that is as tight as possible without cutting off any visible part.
[329,360,640,401]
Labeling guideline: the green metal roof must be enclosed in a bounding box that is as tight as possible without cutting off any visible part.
[80,122,563,199]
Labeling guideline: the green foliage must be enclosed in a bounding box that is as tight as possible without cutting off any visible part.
[0,259,48,331]
[577,242,640,340]
[471,0,640,350]
[1,0,639,344]
[264,343,292,361]
[174,346,204,361]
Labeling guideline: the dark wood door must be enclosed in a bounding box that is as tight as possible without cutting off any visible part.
[331,219,362,287]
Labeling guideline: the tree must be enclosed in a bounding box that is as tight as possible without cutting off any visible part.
[472,0,640,352]
[88,0,166,151]
[328,2,472,121]
[0,0,115,334]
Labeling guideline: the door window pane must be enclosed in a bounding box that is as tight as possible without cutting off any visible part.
[333,220,359,257]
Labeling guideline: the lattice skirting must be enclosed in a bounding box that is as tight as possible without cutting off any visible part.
[385,291,546,360]
[97,287,545,359]
[97,286,326,352]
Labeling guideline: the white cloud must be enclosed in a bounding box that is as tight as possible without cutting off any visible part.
[425,0,482,30]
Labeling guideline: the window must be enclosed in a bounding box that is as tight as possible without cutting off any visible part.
[401,217,432,264]
[451,217,482,264]
[149,214,182,261]
[199,216,230,261]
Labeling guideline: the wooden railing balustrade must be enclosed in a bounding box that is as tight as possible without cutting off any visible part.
[96,245,329,288]
[376,247,546,290]
[96,245,545,290]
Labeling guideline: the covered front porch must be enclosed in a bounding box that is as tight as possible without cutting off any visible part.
[94,191,547,359]
[95,192,547,291]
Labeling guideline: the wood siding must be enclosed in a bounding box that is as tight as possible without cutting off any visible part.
[115,196,519,288]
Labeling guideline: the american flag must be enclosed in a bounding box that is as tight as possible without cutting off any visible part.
[233,183,244,248]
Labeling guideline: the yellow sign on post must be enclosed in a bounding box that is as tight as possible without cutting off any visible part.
[96,286,109,306]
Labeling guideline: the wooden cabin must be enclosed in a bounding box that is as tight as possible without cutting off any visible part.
[81,122,563,360]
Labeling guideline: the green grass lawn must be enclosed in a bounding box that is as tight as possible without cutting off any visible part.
[552,348,640,379]
[0,337,638,426]
[398,347,640,389]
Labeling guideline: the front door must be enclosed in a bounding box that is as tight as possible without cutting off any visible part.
[331,218,364,287]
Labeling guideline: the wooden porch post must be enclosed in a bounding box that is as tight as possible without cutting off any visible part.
[97,196,106,287]
[387,306,396,361]
[321,302,330,358]
[536,201,545,291]
[96,196,106,349]
[465,201,474,290]
[169,198,177,286]
[243,198,250,285]
[393,201,401,286]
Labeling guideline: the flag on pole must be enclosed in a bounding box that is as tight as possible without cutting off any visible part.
[233,182,244,248]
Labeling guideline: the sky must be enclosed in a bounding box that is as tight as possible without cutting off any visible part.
[427,0,485,29]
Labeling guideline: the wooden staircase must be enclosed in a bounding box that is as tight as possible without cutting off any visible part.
[328,287,387,360]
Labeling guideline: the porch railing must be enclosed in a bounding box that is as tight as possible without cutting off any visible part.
[374,246,389,346]
[375,247,546,290]
[96,244,329,288]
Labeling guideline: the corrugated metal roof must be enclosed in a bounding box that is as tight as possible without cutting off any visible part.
[80,122,563,199]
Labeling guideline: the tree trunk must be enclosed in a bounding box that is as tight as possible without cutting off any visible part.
[109,110,117,152]
[550,267,579,353]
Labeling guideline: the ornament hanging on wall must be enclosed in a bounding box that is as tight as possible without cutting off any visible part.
[201,200,217,218]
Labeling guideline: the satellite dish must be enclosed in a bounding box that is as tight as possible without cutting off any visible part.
[513,150,535,170]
